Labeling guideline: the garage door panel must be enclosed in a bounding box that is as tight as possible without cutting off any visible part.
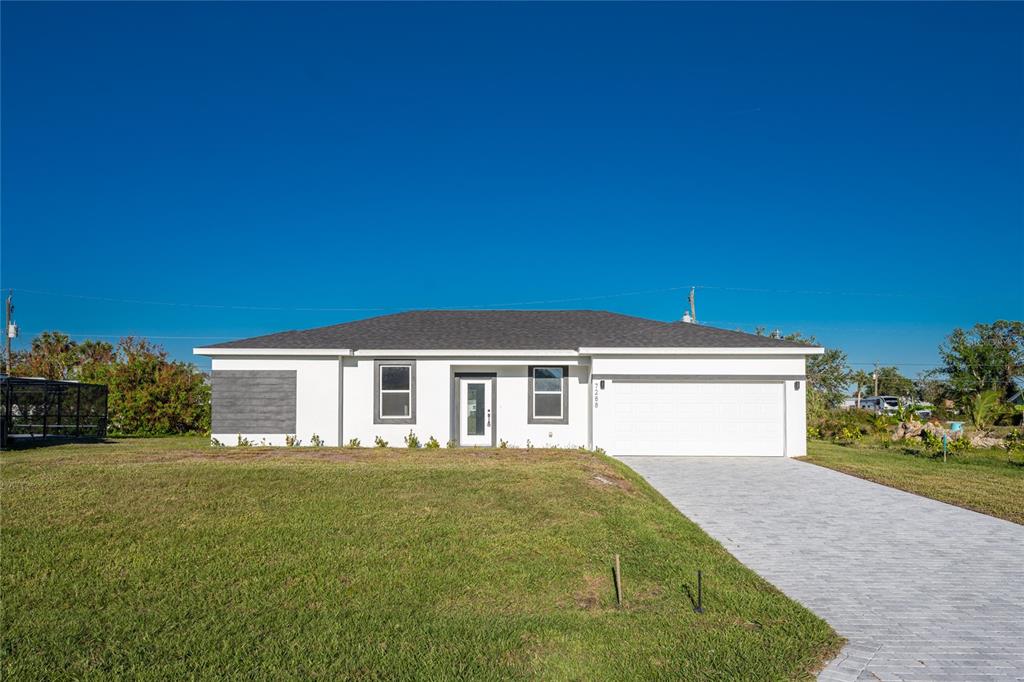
[604,381,784,456]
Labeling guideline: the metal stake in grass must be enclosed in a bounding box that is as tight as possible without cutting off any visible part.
[613,554,623,608]
[694,570,704,614]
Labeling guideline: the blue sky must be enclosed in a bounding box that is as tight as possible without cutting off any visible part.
[2,2,1022,375]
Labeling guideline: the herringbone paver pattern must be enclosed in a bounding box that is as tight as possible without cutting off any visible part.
[621,456,1024,682]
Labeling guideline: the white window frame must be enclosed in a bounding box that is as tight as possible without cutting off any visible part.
[378,363,412,420]
[532,366,564,420]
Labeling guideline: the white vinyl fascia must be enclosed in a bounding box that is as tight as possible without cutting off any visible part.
[193,348,352,357]
[577,347,825,356]
[352,349,580,357]
[194,348,580,358]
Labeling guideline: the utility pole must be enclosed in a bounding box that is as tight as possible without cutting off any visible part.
[872,362,879,397]
[688,287,697,324]
[4,290,12,375]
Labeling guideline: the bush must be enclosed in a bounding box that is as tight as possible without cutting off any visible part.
[310,434,324,447]
[926,404,957,421]
[346,438,361,448]
[920,430,969,457]
[404,431,421,449]
[1005,429,1024,465]
[966,390,1010,431]
[285,434,301,447]
[950,435,970,455]
[91,338,210,436]
[424,436,440,449]
[446,439,458,449]
[835,426,862,444]
[12,333,210,436]
[375,436,388,448]
[809,409,887,443]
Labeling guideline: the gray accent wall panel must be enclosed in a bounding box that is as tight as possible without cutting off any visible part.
[212,370,297,433]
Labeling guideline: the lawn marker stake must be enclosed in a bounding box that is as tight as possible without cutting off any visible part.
[614,554,622,608]
[695,570,704,614]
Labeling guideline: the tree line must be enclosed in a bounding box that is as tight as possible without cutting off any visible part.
[7,333,210,436]
[793,320,1022,419]
[6,320,1021,436]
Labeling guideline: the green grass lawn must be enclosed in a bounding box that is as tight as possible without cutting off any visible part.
[803,440,1024,525]
[2,437,840,680]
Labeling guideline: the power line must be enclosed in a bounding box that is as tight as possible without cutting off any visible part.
[19,331,233,340]
[848,362,941,366]
[701,319,945,333]
[7,286,695,312]
[463,285,694,308]
[7,280,980,313]
[694,284,973,301]
[848,362,1017,369]
[7,288,388,312]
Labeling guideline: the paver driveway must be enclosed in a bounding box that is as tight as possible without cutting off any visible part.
[621,456,1024,682]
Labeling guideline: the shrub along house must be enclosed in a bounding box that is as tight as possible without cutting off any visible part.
[194,310,822,456]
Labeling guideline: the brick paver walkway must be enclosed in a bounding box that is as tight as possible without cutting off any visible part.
[621,456,1024,682]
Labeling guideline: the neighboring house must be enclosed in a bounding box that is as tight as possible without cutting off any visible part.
[194,310,822,457]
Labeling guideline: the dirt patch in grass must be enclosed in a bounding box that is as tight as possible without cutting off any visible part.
[586,469,635,494]
[572,574,611,610]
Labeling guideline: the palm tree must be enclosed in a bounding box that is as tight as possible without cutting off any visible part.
[966,390,1008,432]
[850,370,874,408]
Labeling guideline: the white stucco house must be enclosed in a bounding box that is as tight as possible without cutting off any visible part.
[194,310,822,457]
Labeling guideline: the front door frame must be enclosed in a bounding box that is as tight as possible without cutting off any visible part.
[451,372,497,447]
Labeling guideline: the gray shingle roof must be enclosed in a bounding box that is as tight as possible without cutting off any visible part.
[205,310,813,351]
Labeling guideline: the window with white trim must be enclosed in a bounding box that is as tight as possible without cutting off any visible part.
[379,364,412,419]
[532,367,563,419]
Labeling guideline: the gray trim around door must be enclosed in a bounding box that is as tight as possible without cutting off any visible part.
[452,372,497,447]
[373,359,417,425]
[212,370,297,433]
[591,374,806,383]
[527,365,569,425]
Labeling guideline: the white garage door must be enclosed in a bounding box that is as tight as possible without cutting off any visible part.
[603,381,785,456]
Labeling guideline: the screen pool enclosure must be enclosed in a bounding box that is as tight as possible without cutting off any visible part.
[1,376,108,448]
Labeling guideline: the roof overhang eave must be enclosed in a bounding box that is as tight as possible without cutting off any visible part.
[352,349,579,357]
[193,347,580,357]
[578,346,825,356]
[193,347,353,357]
